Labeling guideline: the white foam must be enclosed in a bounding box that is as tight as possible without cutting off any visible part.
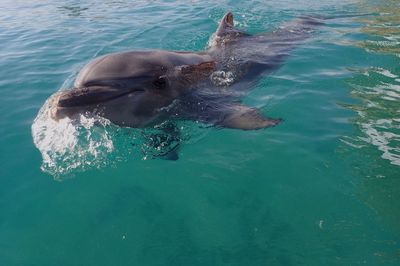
[31,94,115,178]
[211,70,236,86]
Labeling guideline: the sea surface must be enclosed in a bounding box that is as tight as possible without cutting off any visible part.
[1,0,399,265]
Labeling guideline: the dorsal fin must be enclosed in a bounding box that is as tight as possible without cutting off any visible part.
[215,12,235,37]
[210,12,247,48]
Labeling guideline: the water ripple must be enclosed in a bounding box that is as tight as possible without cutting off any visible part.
[344,65,400,166]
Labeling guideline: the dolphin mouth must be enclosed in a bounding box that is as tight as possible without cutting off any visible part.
[57,86,144,108]
[50,86,144,120]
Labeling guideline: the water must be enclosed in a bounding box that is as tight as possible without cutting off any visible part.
[1,0,399,265]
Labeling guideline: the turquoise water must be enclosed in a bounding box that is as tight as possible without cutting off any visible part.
[1,0,400,265]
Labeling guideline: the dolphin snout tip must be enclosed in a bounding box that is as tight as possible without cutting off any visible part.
[48,95,62,121]
[49,93,71,121]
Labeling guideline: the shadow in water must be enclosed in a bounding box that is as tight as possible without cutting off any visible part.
[58,5,89,17]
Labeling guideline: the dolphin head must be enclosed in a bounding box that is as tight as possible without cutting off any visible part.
[50,73,183,124]
[50,51,215,127]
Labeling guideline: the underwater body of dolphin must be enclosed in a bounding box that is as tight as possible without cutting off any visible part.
[51,12,322,130]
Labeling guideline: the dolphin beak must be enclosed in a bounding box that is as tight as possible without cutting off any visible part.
[49,94,72,120]
[57,86,137,108]
[50,93,83,121]
[50,86,143,120]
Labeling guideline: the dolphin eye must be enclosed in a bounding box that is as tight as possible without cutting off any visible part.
[153,76,168,89]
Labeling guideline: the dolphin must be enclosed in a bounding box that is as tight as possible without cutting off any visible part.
[50,12,322,130]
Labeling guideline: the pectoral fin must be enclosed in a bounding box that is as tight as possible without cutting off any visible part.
[218,104,282,130]
[143,121,182,160]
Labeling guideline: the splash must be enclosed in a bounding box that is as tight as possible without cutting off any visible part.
[31,94,117,178]
[31,94,209,178]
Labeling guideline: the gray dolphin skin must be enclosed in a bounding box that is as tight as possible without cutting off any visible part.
[50,12,322,132]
